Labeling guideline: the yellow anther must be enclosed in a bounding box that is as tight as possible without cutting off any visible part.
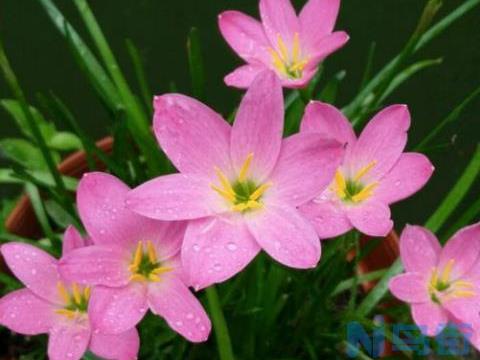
[211,185,236,202]
[269,48,287,75]
[354,161,378,182]
[249,183,271,201]
[147,241,158,264]
[71,283,82,305]
[132,241,143,269]
[55,309,77,319]
[129,274,146,282]
[83,287,91,301]
[288,59,309,73]
[277,35,289,61]
[441,259,455,284]
[452,290,476,299]
[232,203,249,212]
[335,170,347,198]
[148,274,161,282]
[292,32,301,63]
[238,153,254,182]
[430,268,439,288]
[246,200,262,209]
[351,182,378,203]
[151,267,172,276]
[454,280,474,289]
[215,167,235,195]
[57,282,70,304]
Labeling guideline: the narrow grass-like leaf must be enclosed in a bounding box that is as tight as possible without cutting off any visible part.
[416,84,480,151]
[359,42,376,90]
[317,70,347,104]
[25,183,56,244]
[331,270,387,297]
[0,168,78,191]
[126,39,153,115]
[206,287,235,360]
[187,27,206,100]
[356,145,480,317]
[0,138,51,170]
[443,197,480,241]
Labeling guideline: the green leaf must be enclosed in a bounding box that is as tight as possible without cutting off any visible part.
[187,27,206,100]
[25,183,57,245]
[0,138,50,170]
[0,168,78,191]
[206,287,235,360]
[45,199,78,228]
[317,70,347,104]
[47,131,83,151]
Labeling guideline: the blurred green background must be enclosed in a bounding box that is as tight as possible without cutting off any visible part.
[0,0,479,234]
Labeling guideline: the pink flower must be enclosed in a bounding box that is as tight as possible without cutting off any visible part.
[126,71,345,290]
[299,102,434,238]
[389,223,480,342]
[0,227,139,360]
[219,0,349,88]
[58,172,211,343]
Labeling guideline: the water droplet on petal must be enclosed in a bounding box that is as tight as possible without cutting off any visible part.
[226,242,237,251]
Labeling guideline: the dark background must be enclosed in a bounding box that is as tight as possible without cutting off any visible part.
[0,0,479,234]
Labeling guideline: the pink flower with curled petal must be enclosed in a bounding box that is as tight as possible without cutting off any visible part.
[0,226,139,360]
[299,101,434,238]
[58,172,211,343]
[219,0,349,88]
[126,71,345,290]
[389,223,480,341]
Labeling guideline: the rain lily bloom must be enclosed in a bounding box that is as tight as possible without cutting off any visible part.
[299,101,434,238]
[0,226,139,360]
[219,0,349,88]
[389,223,480,339]
[58,172,211,342]
[126,71,345,290]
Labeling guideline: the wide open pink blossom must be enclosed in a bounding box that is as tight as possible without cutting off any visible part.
[126,71,345,290]
[389,223,480,344]
[219,0,349,88]
[299,101,434,238]
[0,227,139,360]
[58,172,211,342]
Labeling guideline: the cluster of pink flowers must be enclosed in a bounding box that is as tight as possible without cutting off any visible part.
[1,0,477,358]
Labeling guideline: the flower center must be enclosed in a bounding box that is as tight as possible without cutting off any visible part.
[335,161,378,203]
[269,33,309,80]
[55,282,90,319]
[429,259,475,304]
[128,241,172,282]
[211,153,271,212]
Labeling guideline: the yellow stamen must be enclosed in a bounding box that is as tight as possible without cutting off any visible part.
[288,59,308,73]
[292,32,301,63]
[354,161,378,182]
[232,203,249,212]
[454,280,474,289]
[430,268,439,288]
[151,267,172,275]
[83,287,91,301]
[441,259,455,284]
[238,153,254,182]
[147,240,158,264]
[452,290,476,299]
[277,35,289,61]
[211,185,236,202]
[148,274,161,282]
[246,200,262,209]
[269,48,287,75]
[129,274,146,282]
[351,182,378,203]
[71,283,82,305]
[335,170,347,198]
[215,167,235,195]
[249,183,271,201]
[55,309,77,319]
[57,282,70,304]
[132,241,143,270]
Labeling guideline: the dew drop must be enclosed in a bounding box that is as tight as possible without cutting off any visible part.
[192,244,201,252]
[226,242,237,252]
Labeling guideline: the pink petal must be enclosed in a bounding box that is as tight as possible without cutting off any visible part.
[444,294,480,328]
[374,153,434,205]
[224,64,266,89]
[78,172,179,248]
[299,199,352,239]
[48,321,91,360]
[388,273,429,303]
[126,174,224,221]
[62,226,86,255]
[304,32,349,71]
[411,302,448,336]
[268,133,344,206]
[0,289,54,335]
[231,71,283,181]
[59,245,130,287]
[153,94,232,177]
[89,283,148,334]
[218,11,270,64]
[300,101,356,146]
[148,277,211,343]
[299,0,340,49]
[182,215,261,290]
[278,68,318,89]
[347,105,411,182]
[346,201,393,237]
[90,327,140,360]
[259,0,300,49]
[1,243,60,304]
[151,221,186,262]
[246,203,320,268]
[438,223,480,279]
[399,225,441,273]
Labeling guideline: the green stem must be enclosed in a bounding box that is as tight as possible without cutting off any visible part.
[206,287,235,360]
